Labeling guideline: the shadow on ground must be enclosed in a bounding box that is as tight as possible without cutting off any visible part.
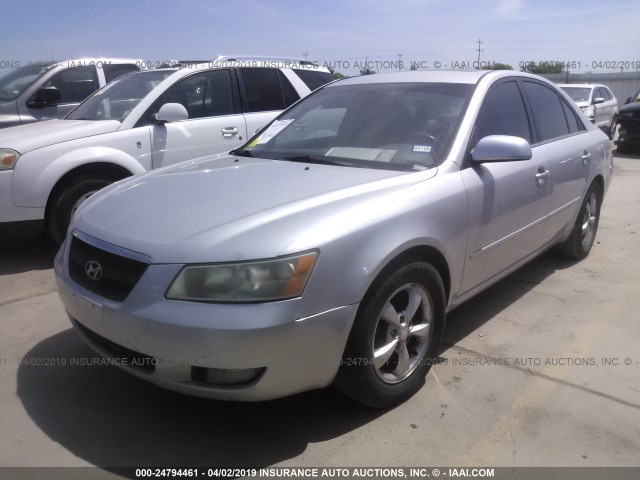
[16,249,579,472]
[442,250,578,351]
[0,235,57,275]
[17,329,383,472]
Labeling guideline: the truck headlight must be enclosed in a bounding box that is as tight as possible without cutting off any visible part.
[166,252,317,303]
[0,149,20,170]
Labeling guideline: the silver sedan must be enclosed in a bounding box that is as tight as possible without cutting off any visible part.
[55,70,613,407]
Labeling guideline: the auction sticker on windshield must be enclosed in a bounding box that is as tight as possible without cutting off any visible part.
[248,119,294,147]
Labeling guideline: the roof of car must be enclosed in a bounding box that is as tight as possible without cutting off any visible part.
[52,58,143,67]
[325,70,497,87]
[559,83,607,88]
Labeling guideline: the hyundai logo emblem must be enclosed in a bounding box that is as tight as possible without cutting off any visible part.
[85,260,103,281]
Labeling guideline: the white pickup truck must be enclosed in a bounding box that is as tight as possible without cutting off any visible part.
[0,58,141,129]
[0,58,334,243]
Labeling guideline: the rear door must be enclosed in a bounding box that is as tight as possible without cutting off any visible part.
[521,80,591,238]
[460,79,551,293]
[148,69,246,168]
[237,68,301,138]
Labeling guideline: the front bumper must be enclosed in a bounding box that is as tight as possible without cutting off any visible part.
[54,239,358,401]
[616,120,640,151]
[0,170,44,223]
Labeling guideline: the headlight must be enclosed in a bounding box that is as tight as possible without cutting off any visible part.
[166,252,317,303]
[0,149,20,170]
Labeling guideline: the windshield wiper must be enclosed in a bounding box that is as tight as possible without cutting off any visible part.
[232,149,254,157]
[275,155,359,167]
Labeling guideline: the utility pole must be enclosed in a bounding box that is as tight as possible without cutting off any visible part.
[398,54,403,71]
[475,38,484,68]
[302,51,309,61]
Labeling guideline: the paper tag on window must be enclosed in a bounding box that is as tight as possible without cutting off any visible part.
[412,145,432,153]
[249,119,294,146]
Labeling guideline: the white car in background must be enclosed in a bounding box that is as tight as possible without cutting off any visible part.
[559,84,618,139]
[0,58,334,243]
[0,58,141,129]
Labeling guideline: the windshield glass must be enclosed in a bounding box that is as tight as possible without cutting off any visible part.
[0,62,55,101]
[237,82,472,172]
[560,87,592,102]
[66,69,175,121]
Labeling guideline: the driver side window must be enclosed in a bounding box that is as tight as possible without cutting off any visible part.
[139,70,236,126]
[473,81,532,149]
[41,66,99,104]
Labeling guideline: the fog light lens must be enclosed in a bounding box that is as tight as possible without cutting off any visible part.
[191,366,265,385]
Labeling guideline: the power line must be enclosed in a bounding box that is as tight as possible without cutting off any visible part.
[475,38,484,67]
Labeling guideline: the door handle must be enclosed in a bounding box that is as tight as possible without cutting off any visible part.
[221,127,239,138]
[535,167,550,186]
[582,151,592,166]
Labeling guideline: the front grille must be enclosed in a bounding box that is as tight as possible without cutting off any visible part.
[75,320,156,373]
[68,236,149,302]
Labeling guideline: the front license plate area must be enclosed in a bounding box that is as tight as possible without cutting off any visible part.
[67,291,103,324]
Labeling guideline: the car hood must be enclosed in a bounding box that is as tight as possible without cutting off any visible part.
[0,119,121,154]
[619,102,640,115]
[73,155,435,263]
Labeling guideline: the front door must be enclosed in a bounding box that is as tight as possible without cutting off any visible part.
[149,69,247,168]
[460,79,551,294]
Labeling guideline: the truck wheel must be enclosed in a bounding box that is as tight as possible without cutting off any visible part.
[334,262,446,408]
[47,176,114,245]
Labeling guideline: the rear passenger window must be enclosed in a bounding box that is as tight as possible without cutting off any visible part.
[522,82,570,142]
[473,81,531,146]
[293,69,335,91]
[238,68,300,112]
[560,100,584,134]
[103,64,139,83]
[43,66,99,103]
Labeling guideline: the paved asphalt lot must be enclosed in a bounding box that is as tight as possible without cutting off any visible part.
[0,149,638,473]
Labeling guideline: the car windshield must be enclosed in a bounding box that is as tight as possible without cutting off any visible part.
[0,62,55,101]
[66,69,175,121]
[236,82,473,172]
[560,87,592,102]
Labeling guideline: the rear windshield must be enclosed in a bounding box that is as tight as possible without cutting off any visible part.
[293,69,336,91]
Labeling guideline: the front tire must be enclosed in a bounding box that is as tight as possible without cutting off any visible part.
[335,262,446,408]
[47,176,115,245]
[559,182,602,260]
[608,117,618,140]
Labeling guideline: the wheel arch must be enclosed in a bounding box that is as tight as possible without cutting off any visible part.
[361,244,452,311]
[45,162,134,223]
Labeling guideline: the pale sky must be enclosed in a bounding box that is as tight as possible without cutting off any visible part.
[2,0,639,74]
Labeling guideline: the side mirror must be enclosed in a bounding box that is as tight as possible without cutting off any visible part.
[27,86,61,108]
[592,97,605,105]
[154,103,188,123]
[471,135,532,163]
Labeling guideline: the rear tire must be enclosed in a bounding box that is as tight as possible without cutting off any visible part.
[47,176,115,245]
[335,262,446,408]
[559,182,602,260]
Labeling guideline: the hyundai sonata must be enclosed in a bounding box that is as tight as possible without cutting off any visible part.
[55,71,613,407]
